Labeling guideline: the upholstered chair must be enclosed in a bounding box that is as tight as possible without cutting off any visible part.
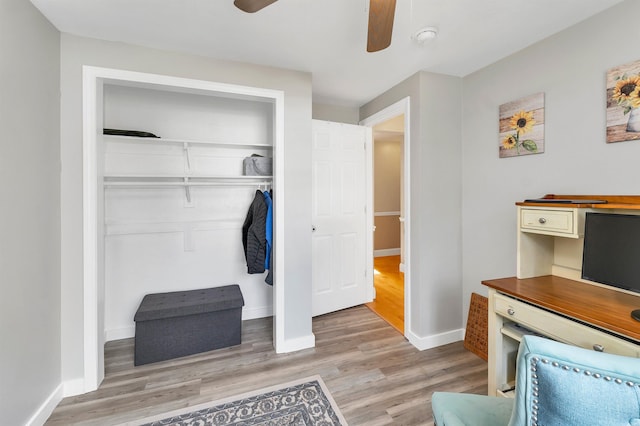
[432,335,640,425]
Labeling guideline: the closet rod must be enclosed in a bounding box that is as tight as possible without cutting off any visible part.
[103,181,271,187]
[103,178,272,202]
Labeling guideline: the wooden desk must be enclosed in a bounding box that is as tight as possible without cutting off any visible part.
[483,276,640,397]
[484,275,640,341]
[483,195,640,396]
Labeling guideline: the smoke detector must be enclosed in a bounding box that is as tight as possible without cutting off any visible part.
[413,27,438,44]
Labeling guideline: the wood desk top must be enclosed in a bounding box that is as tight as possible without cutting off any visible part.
[482,275,640,342]
[516,194,640,210]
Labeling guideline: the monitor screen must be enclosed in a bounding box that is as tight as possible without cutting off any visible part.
[581,212,640,294]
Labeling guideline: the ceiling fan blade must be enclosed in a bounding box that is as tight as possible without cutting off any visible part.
[367,0,396,52]
[234,0,278,13]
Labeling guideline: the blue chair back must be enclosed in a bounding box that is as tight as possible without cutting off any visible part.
[509,335,640,426]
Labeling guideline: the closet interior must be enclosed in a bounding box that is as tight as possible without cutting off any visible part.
[101,81,276,342]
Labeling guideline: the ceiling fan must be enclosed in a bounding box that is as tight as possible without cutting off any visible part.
[233,0,397,52]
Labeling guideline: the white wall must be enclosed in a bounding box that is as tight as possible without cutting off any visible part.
[0,0,61,424]
[60,35,313,387]
[373,138,402,251]
[312,102,360,124]
[360,72,463,345]
[461,0,640,321]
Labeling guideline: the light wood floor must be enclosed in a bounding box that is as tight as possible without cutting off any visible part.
[45,306,486,425]
[366,255,404,333]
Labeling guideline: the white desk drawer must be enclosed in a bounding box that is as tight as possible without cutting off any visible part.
[495,293,640,358]
[520,208,575,236]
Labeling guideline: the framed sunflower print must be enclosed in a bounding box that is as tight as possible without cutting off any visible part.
[606,59,640,143]
[498,92,545,158]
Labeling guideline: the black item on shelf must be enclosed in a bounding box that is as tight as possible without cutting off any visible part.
[103,128,160,138]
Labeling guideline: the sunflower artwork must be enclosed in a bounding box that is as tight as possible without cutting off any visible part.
[606,59,640,143]
[499,93,544,158]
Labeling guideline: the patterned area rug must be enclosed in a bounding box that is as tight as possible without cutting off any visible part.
[120,375,348,426]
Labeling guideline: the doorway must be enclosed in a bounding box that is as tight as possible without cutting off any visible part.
[367,115,404,333]
[360,97,410,336]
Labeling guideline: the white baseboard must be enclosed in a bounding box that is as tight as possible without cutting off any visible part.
[26,383,63,426]
[104,306,274,342]
[105,326,135,342]
[374,248,401,257]
[63,378,86,397]
[406,328,464,351]
[243,305,273,320]
[399,262,406,273]
[276,333,315,353]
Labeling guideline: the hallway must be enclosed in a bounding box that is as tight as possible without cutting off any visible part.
[365,255,404,333]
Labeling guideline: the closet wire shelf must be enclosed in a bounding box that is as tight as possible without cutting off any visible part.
[103,133,274,150]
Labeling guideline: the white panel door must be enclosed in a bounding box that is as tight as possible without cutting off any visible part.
[312,120,372,317]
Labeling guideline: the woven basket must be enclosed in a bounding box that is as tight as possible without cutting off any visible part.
[463,292,488,361]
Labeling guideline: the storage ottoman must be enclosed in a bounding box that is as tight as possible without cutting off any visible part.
[134,285,244,366]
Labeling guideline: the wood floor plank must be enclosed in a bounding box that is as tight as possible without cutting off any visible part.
[367,255,404,332]
[46,380,201,425]
[45,305,487,425]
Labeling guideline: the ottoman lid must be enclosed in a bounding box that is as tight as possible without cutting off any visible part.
[134,284,244,321]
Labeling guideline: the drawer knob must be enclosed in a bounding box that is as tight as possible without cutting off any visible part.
[593,344,605,352]
[538,217,547,224]
[507,308,515,316]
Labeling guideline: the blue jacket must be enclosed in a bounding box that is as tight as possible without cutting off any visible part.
[264,191,273,285]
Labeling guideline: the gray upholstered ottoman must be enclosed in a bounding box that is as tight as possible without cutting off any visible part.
[133,285,244,366]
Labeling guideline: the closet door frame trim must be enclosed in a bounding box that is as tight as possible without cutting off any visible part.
[82,66,285,392]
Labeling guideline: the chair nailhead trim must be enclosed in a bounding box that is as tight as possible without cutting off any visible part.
[529,357,639,425]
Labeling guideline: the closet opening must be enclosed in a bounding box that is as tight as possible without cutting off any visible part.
[82,67,285,391]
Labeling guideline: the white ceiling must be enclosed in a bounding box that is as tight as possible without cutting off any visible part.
[31,0,623,107]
